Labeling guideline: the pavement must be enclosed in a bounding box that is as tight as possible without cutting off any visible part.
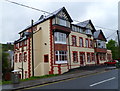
[1,65,117,91]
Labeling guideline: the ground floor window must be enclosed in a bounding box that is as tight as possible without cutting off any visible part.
[44,54,49,62]
[99,53,106,61]
[55,51,67,64]
[73,51,78,63]
[91,53,95,61]
[87,53,90,62]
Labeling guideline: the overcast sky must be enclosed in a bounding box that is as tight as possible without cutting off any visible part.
[0,0,119,43]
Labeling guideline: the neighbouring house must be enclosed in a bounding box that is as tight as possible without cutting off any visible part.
[93,30,112,64]
[14,7,112,79]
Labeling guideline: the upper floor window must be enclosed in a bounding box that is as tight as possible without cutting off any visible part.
[72,35,77,46]
[79,37,83,47]
[15,43,19,48]
[24,52,27,62]
[54,17,70,27]
[24,40,27,46]
[97,40,106,48]
[73,51,78,63]
[19,42,22,47]
[54,32,66,44]
[86,29,92,35]
[85,39,89,48]
[90,39,93,48]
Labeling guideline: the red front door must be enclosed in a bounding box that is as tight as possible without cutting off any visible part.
[80,53,85,66]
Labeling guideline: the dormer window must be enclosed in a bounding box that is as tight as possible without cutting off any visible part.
[54,17,70,28]
[86,29,92,35]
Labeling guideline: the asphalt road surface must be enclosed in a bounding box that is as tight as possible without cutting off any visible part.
[22,69,119,91]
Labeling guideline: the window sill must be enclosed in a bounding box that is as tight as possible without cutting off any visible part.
[55,42,66,44]
[55,61,68,64]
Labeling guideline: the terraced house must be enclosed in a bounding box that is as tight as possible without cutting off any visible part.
[14,7,112,79]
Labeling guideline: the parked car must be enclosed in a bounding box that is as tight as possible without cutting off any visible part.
[115,59,120,68]
[104,60,118,65]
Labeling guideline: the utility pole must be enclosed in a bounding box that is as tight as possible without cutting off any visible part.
[117,30,120,58]
[117,30,120,47]
[31,20,34,77]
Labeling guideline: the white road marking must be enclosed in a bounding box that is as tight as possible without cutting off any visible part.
[90,77,116,87]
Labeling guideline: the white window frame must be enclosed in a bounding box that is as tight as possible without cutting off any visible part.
[55,51,68,64]
[54,32,66,44]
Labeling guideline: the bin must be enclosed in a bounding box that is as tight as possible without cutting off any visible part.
[11,70,20,84]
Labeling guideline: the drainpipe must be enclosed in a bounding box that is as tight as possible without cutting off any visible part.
[31,20,34,77]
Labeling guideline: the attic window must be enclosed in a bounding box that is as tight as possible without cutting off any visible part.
[86,29,92,35]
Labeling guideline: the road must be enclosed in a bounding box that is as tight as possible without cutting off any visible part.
[22,69,119,91]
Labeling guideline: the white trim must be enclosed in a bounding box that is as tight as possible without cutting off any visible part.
[55,61,68,64]
[55,41,66,44]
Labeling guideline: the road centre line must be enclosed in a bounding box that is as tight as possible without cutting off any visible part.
[90,77,116,87]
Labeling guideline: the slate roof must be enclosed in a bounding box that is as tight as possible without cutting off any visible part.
[76,20,90,28]
[93,30,101,39]
[93,30,107,41]
[19,7,73,34]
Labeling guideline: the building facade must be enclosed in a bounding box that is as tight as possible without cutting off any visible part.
[14,7,112,79]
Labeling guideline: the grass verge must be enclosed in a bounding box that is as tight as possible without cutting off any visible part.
[1,74,58,85]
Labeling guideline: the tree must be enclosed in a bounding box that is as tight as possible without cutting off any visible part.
[106,39,120,59]
[1,43,13,81]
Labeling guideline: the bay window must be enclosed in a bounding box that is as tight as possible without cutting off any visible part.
[55,17,70,27]
[55,51,67,64]
[54,32,66,44]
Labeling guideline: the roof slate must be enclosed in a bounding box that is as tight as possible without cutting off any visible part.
[19,7,72,34]
[76,20,90,28]
[93,30,101,39]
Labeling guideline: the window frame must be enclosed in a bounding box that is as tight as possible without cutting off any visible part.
[73,51,78,63]
[87,53,91,63]
[72,35,77,46]
[44,54,49,63]
[55,51,68,64]
[79,37,84,47]
[79,52,85,64]
[85,38,89,48]
[24,52,27,62]
[19,53,22,62]
[91,53,95,62]
[54,32,67,44]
